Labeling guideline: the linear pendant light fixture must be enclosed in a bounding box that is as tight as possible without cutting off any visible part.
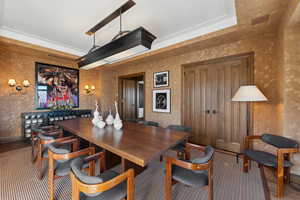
[78,0,157,69]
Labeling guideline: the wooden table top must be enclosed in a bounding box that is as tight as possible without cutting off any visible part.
[57,118,189,167]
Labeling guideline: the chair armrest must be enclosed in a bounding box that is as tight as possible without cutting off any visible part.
[165,155,210,171]
[55,138,79,152]
[244,135,262,149]
[42,129,63,136]
[56,147,95,160]
[84,152,106,172]
[278,148,298,155]
[185,143,206,152]
[75,168,134,195]
[41,136,73,145]
[84,152,105,163]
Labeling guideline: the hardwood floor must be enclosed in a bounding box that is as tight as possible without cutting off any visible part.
[0,140,30,153]
[1,142,300,200]
[264,167,300,200]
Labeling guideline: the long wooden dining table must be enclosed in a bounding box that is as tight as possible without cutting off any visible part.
[57,118,189,172]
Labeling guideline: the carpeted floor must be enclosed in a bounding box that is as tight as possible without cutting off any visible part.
[0,147,266,200]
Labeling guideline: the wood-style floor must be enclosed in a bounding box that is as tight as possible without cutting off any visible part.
[0,140,30,153]
[264,168,300,200]
[1,141,300,200]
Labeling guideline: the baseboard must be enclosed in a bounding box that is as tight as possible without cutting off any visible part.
[0,136,25,144]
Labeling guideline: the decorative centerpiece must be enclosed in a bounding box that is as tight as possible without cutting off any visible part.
[113,101,123,130]
[92,101,106,129]
[105,109,114,125]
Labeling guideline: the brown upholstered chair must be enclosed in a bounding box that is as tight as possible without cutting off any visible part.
[48,140,96,200]
[70,152,135,200]
[243,134,299,198]
[31,125,63,163]
[164,143,214,200]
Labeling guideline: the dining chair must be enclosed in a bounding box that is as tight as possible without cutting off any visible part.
[48,140,97,200]
[36,132,72,180]
[138,120,159,127]
[243,134,299,198]
[31,125,63,163]
[70,152,135,200]
[164,143,215,200]
[166,125,192,158]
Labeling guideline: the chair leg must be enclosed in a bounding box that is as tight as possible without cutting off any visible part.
[70,173,80,200]
[165,160,172,200]
[243,155,249,173]
[37,144,44,180]
[31,136,36,163]
[160,155,163,162]
[48,158,55,200]
[285,167,291,184]
[277,166,284,198]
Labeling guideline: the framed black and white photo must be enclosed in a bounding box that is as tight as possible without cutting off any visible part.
[153,71,169,88]
[152,89,171,113]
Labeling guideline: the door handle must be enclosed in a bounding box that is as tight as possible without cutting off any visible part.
[212,110,217,114]
[205,110,210,114]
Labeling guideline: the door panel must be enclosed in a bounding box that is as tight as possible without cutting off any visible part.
[122,79,136,120]
[211,59,248,153]
[183,57,249,153]
[183,67,211,146]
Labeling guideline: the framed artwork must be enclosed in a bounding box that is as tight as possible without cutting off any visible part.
[153,71,169,88]
[152,89,171,113]
[35,62,79,109]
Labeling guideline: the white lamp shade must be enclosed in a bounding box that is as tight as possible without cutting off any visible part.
[232,85,268,102]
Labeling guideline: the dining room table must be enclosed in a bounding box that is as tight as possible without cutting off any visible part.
[57,118,190,172]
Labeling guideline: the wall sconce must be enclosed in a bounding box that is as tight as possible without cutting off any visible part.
[8,79,31,92]
[84,85,95,94]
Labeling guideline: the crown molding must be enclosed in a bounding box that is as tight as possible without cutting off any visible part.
[0,14,236,69]
[152,15,237,51]
[0,26,85,56]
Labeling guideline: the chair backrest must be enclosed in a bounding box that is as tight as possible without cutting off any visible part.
[71,157,103,197]
[166,125,192,132]
[138,120,159,127]
[261,134,299,149]
[48,143,71,163]
[192,146,215,164]
[38,133,55,140]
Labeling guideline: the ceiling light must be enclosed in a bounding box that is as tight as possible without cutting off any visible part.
[78,0,156,69]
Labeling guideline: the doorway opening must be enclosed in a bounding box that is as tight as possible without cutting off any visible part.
[118,73,145,121]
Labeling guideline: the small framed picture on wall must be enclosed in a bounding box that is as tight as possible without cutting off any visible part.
[153,71,169,88]
[152,89,171,113]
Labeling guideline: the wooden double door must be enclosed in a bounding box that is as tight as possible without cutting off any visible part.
[183,55,252,153]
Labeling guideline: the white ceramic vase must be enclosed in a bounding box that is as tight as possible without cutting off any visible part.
[113,101,123,130]
[106,109,114,125]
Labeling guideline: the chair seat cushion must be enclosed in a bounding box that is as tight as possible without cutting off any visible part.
[244,149,293,168]
[80,170,127,200]
[172,165,208,188]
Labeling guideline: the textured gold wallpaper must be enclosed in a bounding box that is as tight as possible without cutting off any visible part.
[0,46,99,140]
[98,33,281,136]
[277,0,300,175]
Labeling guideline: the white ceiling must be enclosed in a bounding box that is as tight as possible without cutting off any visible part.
[0,0,236,58]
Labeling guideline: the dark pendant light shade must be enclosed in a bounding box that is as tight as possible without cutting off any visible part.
[78,27,156,69]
